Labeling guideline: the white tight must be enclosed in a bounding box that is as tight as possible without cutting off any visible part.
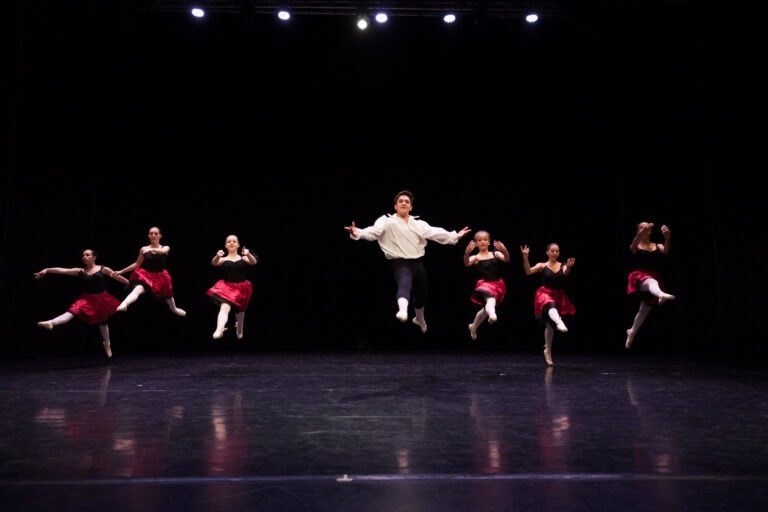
[629,301,653,335]
[639,278,663,297]
[47,312,110,342]
[49,312,75,326]
[215,303,232,336]
[544,324,554,351]
[470,308,488,329]
[547,308,563,325]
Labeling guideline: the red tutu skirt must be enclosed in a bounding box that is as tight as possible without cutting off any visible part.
[533,286,576,318]
[67,291,120,325]
[130,267,174,299]
[627,270,664,305]
[207,280,253,311]
[470,279,507,305]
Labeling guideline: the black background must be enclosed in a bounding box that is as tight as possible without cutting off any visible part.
[2,1,764,363]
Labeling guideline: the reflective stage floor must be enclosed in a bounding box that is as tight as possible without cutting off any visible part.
[1,351,766,511]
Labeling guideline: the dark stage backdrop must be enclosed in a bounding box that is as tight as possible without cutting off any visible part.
[2,1,764,363]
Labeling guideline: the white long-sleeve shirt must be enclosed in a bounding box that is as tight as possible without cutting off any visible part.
[350,214,461,260]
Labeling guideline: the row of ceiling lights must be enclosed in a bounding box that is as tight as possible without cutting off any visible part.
[188,6,541,29]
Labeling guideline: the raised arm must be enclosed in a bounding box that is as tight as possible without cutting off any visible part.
[463,240,477,267]
[629,224,652,254]
[562,257,576,276]
[211,249,225,266]
[520,245,543,275]
[658,224,671,254]
[347,216,386,241]
[457,226,472,239]
[33,267,81,279]
[241,247,258,265]
[421,223,471,245]
[343,221,358,238]
[493,241,511,263]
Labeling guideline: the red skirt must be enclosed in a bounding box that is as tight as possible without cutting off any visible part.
[130,267,174,299]
[207,280,253,311]
[470,279,507,306]
[67,291,120,325]
[533,286,576,318]
[627,270,664,305]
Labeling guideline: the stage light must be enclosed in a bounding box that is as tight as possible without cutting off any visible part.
[443,13,456,24]
[277,9,291,21]
[525,13,539,23]
[374,12,388,24]
[356,14,370,30]
[190,5,205,17]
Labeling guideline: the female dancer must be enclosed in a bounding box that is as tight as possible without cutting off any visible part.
[625,222,675,349]
[207,234,258,340]
[115,226,186,316]
[463,230,510,340]
[521,243,576,366]
[35,249,129,357]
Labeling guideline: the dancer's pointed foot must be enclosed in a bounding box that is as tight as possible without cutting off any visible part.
[543,346,554,366]
[212,327,228,340]
[658,293,676,305]
[172,307,187,317]
[412,317,427,334]
[555,320,568,333]
[102,340,112,358]
[116,303,127,313]
[37,321,54,331]
[468,324,477,341]
[625,329,634,349]
[395,310,408,322]
[235,322,243,340]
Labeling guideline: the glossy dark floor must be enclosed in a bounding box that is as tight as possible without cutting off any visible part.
[1,351,766,511]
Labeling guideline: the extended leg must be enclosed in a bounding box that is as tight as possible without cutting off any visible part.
[37,311,75,330]
[234,311,245,339]
[99,324,112,358]
[468,308,488,340]
[543,325,554,366]
[165,296,187,317]
[213,303,231,339]
[117,285,145,312]
[626,301,652,349]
